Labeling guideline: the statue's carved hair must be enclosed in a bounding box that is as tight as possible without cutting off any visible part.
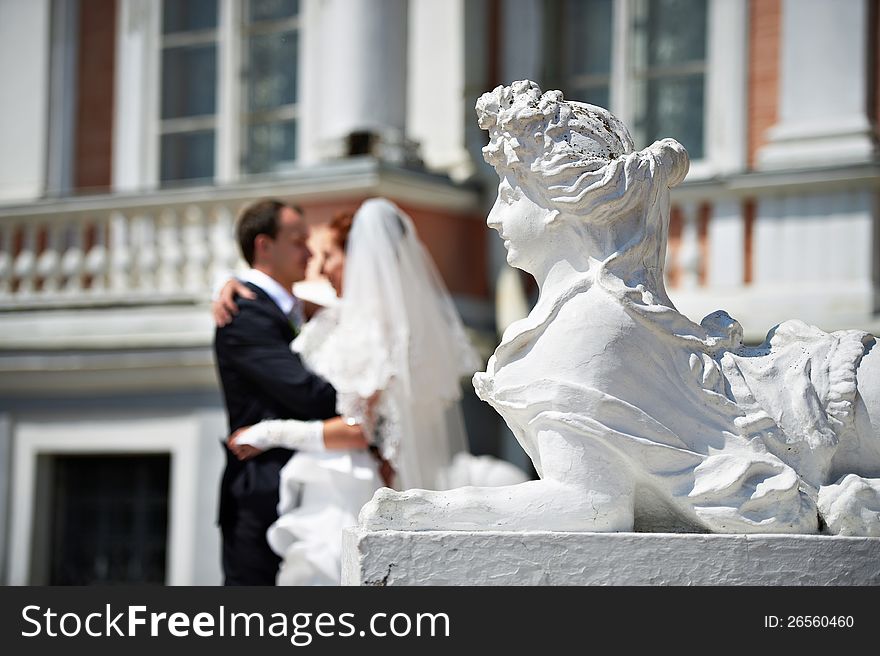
[476,80,689,209]
[477,81,689,301]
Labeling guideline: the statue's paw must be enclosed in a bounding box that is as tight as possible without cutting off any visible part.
[358,487,437,531]
[818,475,880,537]
[358,487,398,530]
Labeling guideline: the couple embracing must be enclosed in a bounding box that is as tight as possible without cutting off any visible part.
[213,198,522,586]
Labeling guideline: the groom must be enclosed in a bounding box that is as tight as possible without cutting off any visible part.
[214,199,338,585]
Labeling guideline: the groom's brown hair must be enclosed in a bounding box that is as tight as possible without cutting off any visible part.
[236,199,303,266]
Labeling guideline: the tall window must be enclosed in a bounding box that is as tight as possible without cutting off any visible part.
[562,0,613,110]
[630,0,707,160]
[160,0,218,183]
[561,0,708,161]
[158,0,300,185]
[243,0,300,174]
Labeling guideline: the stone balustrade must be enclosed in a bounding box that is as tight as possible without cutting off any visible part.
[0,192,248,309]
[0,159,487,311]
[0,174,875,343]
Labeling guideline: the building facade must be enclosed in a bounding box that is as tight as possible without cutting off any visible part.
[0,0,877,584]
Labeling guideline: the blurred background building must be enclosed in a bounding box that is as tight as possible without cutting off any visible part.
[0,0,877,584]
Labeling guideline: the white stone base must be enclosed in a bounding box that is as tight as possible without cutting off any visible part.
[341,528,880,585]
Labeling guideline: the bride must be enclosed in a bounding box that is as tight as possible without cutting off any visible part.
[215,198,525,584]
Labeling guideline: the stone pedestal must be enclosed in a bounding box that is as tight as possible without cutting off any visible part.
[342,528,880,585]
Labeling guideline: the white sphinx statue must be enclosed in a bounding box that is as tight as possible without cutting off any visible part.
[360,80,880,536]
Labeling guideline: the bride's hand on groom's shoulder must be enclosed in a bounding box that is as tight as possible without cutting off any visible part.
[213,278,256,327]
[228,426,263,461]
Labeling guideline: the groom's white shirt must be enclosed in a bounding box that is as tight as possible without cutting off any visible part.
[240,268,296,316]
[239,269,305,330]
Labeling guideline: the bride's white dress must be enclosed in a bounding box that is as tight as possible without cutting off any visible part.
[237,199,527,585]
[267,304,383,586]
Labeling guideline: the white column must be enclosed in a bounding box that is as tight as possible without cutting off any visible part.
[215,0,241,184]
[113,0,161,192]
[296,0,322,165]
[757,0,875,169]
[704,0,748,176]
[408,0,473,179]
[313,0,409,161]
[0,0,51,201]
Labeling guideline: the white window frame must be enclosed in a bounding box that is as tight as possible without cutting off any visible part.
[549,0,747,181]
[158,14,221,183]
[239,7,302,177]
[7,414,216,585]
[113,0,303,192]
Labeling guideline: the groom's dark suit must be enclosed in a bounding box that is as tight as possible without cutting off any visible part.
[214,282,337,585]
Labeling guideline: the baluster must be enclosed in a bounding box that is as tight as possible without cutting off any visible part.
[61,220,86,294]
[128,213,142,291]
[108,210,132,293]
[663,224,675,286]
[210,204,239,285]
[13,222,37,297]
[0,221,12,295]
[157,208,183,292]
[36,221,63,293]
[133,212,158,293]
[679,202,700,290]
[182,205,209,292]
[85,216,108,292]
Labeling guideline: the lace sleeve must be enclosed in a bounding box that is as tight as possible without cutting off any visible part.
[234,419,326,452]
[336,389,402,466]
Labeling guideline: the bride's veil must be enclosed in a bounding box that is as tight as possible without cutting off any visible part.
[318,198,479,489]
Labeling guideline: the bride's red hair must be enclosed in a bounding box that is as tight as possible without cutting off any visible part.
[329,211,355,250]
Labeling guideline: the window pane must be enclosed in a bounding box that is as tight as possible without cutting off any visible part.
[163,0,218,34]
[572,85,610,110]
[161,130,215,182]
[565,0,613,77]
[49,455,170,585]
[646,0,707,67]
[645,73,704,159]
[162,44,217,119]
[246,119,296,174]
[247,30,298,111]
[248,0,299,23]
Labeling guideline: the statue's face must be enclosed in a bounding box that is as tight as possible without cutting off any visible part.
[487,175,551,272]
